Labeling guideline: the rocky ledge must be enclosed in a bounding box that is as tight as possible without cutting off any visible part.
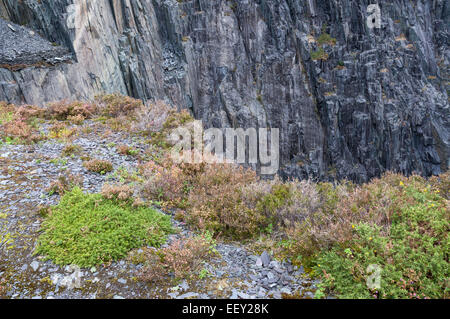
[0,18,71,69]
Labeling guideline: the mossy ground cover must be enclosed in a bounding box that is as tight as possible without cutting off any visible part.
[35,187,174,268]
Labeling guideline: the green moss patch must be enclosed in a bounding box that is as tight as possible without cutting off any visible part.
[35,187,174,267]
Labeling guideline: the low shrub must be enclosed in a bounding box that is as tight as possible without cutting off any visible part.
[47,174,84,195]
[35,187,173,267]
[101,183,134,203]
[48,122,77,140]
[62,143,82,156]
[117,144,139,156]
[141,159,188,206]
[311,47,329,61]
[317,32,337,46]
[95,94,143,118]
[313,179,449,299]
[132,100,173,135]
[67,114,85,125]
[84,159,113,174]
[138,232,216,283]
[46,101,96,121]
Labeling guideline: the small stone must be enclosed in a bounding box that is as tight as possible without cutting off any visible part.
[269,260,280,269]
[260,251,271,267]
[168,292,178,298]
[255,257,263,268]
[257,287,267,298]
[280,287,292,295]
[113,295,125,299]
[117,278,127,284]
[176,292,199,299]
[179,280,189,291]
[237,292,251,299]
[30,261,40,272]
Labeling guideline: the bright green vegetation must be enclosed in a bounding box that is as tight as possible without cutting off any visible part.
[317,32,336,46]
[311,47,329,61]
[0,213,14,252]
[35,187,174,267]
[0,111,13,125]
[313,181,449,299]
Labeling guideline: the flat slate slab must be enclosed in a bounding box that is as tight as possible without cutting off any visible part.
[0,18,71,68]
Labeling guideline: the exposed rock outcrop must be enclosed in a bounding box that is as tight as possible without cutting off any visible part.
[0,0,448,182]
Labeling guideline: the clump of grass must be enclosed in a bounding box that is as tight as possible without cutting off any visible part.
[45,101,96,121]
[0,102,44,143]
[0,213,14,253]
[317,32,336,46]
[84,159,113,174]
[48,122,77,140]
[311,47,329,61]
[35,187,173,267]
[62,143,82,157]
[95,94,143,118]
[117,144,139,156]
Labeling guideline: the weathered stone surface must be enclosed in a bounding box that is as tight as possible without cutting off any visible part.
[0,0,448,182]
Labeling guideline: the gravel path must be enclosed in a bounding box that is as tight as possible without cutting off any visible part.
[0,120,319,299]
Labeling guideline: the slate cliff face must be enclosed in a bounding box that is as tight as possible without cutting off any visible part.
[0,0,448,182]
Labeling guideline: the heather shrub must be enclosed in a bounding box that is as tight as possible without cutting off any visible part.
[283,176,399,263]
[47,174,84,195]
[95,94,143,118]
[67,114,85,125]
[141,158,188,207]
[116,144,139,156]
[429,171,450,199]
[1,120,35,143]
[84,159,113,174]
[149,109,194,148]
[101,183,134,202]
[185,163,264,239]
[62,143,82,156]
[132,100,173,135]
[313,179,449,299]
[15,105,45,120]
[35,187,173,267]
[48,122,77,140]
[138,232,216,283]
[46,100,96,121]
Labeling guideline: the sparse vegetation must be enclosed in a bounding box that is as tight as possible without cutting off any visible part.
[117,144,139,156]
[311,47,329,61]
[47,174,84,195]
[1,96,448,299]
[138,232,217,283]
[84,159,113,174]
[317,32,336,46]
